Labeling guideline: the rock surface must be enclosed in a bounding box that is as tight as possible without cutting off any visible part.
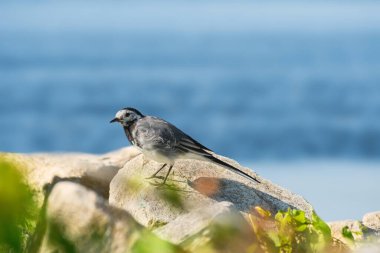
[1,147,140,203]
[329,215,380,252]
[154,201,256,252]
[153,201,235,243]
[363,212,380,231]
[109,154,313,227]
[329,220,366,242]
[33,181,183,253]
[154,201,248,240]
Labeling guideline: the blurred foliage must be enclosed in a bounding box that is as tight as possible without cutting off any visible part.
[0,159,38,252]
[132,230,185,253]
[156,183,185,210]
[341,226,355,247]
[248,207,347,253]
[128,175,185,211]
[147,220,168,230]
[182,223,250,253]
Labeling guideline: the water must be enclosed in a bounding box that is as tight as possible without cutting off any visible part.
[1,1,380,220]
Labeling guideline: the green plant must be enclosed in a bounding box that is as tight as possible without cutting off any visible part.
[341,226,355,247]
[132,230,184,253]
[0,159,38,252]
[248,206,339,253]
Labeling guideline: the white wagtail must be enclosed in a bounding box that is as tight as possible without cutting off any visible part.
[110,107,260,185]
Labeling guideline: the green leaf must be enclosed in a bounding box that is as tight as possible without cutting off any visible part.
[295,224,308,232]
[254,206,272,218]
[275,212,285,222]
[342,226,355,242]
[292,210,306,224]
[312,211,332,240]
[267,231,281,247]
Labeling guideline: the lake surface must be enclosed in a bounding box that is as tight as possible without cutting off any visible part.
[1,1,380,220]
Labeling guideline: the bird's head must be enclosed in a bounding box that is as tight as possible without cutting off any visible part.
[110,107,144,126]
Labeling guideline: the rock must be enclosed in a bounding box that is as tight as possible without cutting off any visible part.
[363,212,380,231]
[329,219,380,249]
[329,215,380,252]
[355,243,380,253]
[329,220,365,242]
[109,154,313,228]
[153,201,246,242]
[154,201,256,252]
[33,182,183,253]
[153,201,237,244]
[1,148,323,252]
[1,147,140,203]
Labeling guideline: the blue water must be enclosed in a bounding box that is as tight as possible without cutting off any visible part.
[1,1,380,160]
[1,1,380,220]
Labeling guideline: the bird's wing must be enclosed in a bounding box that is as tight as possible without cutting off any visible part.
[134,116,212,153]
[134,116,260,183]
[178,132,213,152]
[172,126,260,183]
[171,126,214,157]
[175,135,214,157]
[133,117,178,151]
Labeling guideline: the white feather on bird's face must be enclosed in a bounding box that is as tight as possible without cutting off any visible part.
[115,109,142,126]
[115,109,127,120]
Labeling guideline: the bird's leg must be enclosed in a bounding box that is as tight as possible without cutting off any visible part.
[161,165,173,185]
[149,165,175,187]
[146,164,167,179]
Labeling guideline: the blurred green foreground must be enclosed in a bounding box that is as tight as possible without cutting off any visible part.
[0,160,38,252]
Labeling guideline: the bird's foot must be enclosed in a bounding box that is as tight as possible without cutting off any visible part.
[145,175,164,180]
[148,180,167,187]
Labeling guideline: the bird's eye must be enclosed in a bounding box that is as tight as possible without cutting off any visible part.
[125,112,131,117]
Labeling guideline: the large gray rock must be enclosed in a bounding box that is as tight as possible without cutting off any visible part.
[1,147,140,203]
[35,182,183,253]
[109,154,313,228]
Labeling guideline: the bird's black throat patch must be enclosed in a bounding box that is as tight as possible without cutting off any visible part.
[123,124,135,145]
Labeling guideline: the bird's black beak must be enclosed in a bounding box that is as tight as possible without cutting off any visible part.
[110,118,120,123]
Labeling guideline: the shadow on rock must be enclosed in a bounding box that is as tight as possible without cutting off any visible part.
[43,175,110,199]
[190,177,298,215]
[27,176,111,253]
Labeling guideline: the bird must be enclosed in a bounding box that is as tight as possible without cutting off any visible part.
[110,107,260,185]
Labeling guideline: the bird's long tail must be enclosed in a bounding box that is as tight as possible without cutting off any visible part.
[206,155,261,183]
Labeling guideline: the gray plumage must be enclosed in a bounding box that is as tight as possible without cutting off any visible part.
[110,107,260,185]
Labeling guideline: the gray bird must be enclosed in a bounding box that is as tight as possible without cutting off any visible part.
[110,107,260,185]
